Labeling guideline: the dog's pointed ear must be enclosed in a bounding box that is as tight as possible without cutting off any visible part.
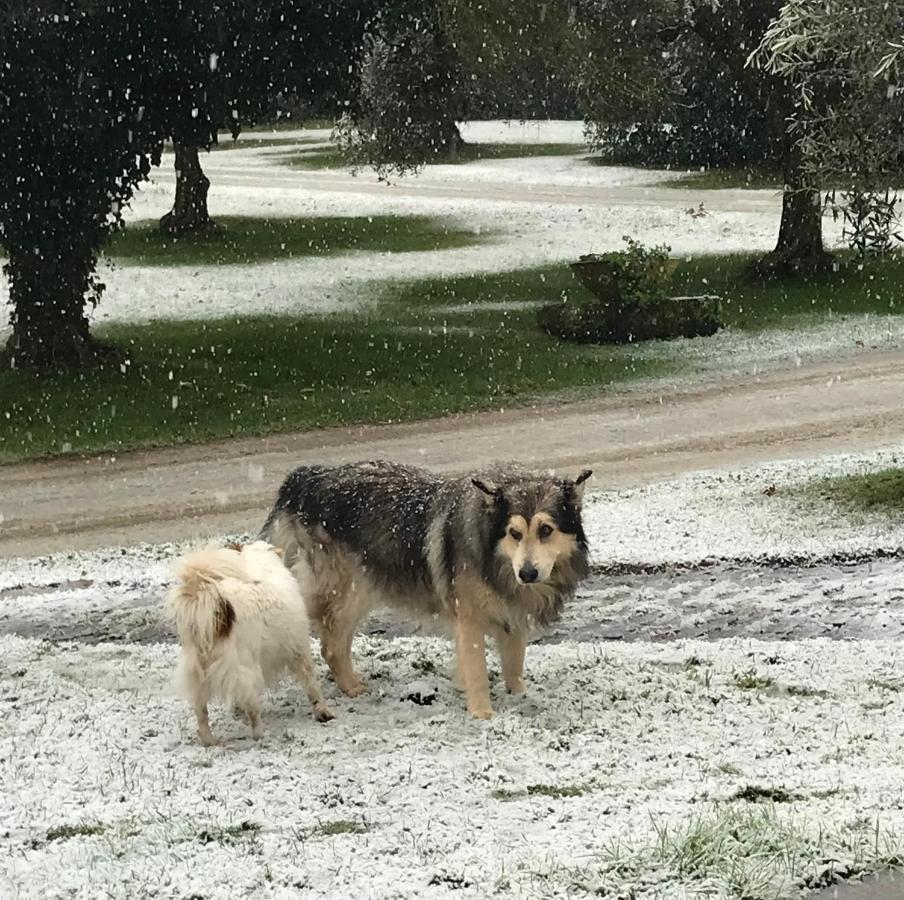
[571,469,593,501]
[472,477,502,502]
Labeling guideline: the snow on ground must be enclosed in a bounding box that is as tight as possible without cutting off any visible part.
[4,633,904,899]
[4,447,904,898]
[583,446,904,566]
[457,119,589,145]
[0,119,846,335]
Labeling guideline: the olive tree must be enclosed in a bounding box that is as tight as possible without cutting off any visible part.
[0,2,176,369]
[334,0,469,178]
[752,0,904,254]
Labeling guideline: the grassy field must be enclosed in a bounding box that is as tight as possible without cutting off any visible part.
[0,307,663,462]
[799,468,904,513]
[283,142,585,171]
[661,167,783,190]
[104,215,483,266]
[2,252,903,462]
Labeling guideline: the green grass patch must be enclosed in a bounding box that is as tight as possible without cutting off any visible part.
[661,166,782,190]
[493,782,591,800]
[730,785,802,804]
[635,806,900,898]
[105,215,482,266]
[802,468,904,514]
[306,819,367,838]
[732,669,774,691]
[283,141,584,170]
[395,252,904,330]
[210,136,326,151]
[238,118,335,132]
[45,822,106,842]
[649,252,904,329]
[196,820,261,844]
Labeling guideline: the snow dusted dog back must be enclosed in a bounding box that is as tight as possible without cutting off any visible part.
[165,540,334,745]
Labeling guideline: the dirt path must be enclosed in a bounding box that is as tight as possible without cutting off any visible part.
[2,348,903,558]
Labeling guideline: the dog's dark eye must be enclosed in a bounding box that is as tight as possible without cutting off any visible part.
[538,523,554,540]
[509,528,523,541]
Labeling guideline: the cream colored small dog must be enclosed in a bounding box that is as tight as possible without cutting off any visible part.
[165,540,334,745]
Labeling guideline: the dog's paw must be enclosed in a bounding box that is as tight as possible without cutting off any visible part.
[505,679,527,695]
[340,680,369,698]
[314,704,336,723]
[198,732,220,747]
[467,705,494,721]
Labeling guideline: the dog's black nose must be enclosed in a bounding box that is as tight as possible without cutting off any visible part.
[519,564,539,584]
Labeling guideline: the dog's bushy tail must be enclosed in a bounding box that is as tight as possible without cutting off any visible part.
[164,547,246,654]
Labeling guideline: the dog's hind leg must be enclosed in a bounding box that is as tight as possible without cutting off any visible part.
[194,697,217,746]
[178,652,218,746]
[497,628,528,695]
[234,688,264,740]
[320,619,368,697]
[238,704,264,740]
[317,585,371,698]
[455,612,493,720]
[289,652,336,723]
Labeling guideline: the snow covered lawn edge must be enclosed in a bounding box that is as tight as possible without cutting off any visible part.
[3,633,904,899]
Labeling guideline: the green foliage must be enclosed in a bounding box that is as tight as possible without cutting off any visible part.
[538,237,722,344]
[827,189,904,258]
[0,2,366,369]
[0,3,174,369]
[334,0,467,178]
[577,237,675,308]
[575,0,787,169]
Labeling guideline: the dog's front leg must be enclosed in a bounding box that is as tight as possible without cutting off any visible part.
[455,612,493,719]
[497,628,528,695]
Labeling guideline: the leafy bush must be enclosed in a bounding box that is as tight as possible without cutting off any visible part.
[574,236,675,306]
[538,237,722,344]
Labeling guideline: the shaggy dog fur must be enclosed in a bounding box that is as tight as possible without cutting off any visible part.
[165,540,334,745]
[261,461,591,719]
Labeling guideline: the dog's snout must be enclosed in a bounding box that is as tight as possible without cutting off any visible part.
[519,564,539,584]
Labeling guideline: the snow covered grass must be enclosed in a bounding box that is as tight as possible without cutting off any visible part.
[583,446,904,565]
[662,166,783,191]
[0,122,839,333]
[4,446,904,897]
[4,631,904,899]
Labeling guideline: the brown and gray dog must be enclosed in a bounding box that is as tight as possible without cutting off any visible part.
[261,461,592,719]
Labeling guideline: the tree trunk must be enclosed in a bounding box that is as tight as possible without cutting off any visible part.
[751,139,836,279]
[441,124,465,161]
[2,246,117,371]
[159,143,215,236]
